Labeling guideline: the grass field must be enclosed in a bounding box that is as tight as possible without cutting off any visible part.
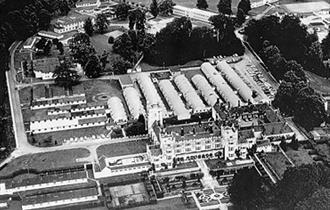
[96,139,149,158]
[0,148,90,177]
[263,152,292,178]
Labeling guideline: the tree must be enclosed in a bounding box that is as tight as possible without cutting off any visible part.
[53,61,80,88]
[236,8,246,25]
[217,0,232,15]
[196,0,208,10]
[228,168,265,209]
[95,13,109,34]
[84,55,102,78]
[38,9,51,30]
[69,33,96,66]
[56,42,64,55]
[294,93,327,130]
[113,33,135,61]
[108,36,115,44]
[99,50,108,68]
[285,60,306,82]
[111,56,133,75]
[35,37,47,50]
[295,187,330,210]
[150,0,159,18]
[128,8,146,30]
[275,164,330,210]
[305,41,326,76]
[321,30,330,59]
[159,0,175,16]
[84,18,94,36]
[125,114,147,136]
[237,0,251,14]
[115,3,131,20]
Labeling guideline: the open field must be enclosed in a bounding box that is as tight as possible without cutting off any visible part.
[90,34,111,54]
[0,148,90,177]
[82,79,124,105]
[96,139,149,158]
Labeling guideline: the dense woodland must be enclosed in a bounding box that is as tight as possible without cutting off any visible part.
[0,0,77,156]
[244,15,329,130]
[229,164,330,210]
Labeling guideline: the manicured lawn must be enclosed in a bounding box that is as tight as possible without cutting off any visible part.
[263,152,292,178]
[90,34,111,54]
[96,139,149,158]
[81,79,124,105]
[0,148,90,177]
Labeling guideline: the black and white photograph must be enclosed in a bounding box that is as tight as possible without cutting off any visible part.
[0,0,329,209]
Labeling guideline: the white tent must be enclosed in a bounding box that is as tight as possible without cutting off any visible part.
[159,80,191,120]
[216,61,252,102]
[201,62,242,107]
[174,74,206,112]
[192,74,221,106]
[107,97,127,123]
[123,87,145,119]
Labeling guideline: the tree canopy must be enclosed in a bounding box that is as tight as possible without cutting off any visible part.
[53,60,80,88]
[95,13,109,34]
[84,55,102,78]
[84,17,94,36]
[128,8,146,30]
[144,16,244,66]
[245,15,326,77]
[294,187,330,210]
[217,0,232,15]
[321,30,330,59]
[237,0,251,14]
[69,33,96,66]
[150,0,159,17]
[275,164,330,210]
[196,0,208,9]
[228,168,266,209]
[159,0,175,16]
[115,3,131,20]
[111,56,133,75]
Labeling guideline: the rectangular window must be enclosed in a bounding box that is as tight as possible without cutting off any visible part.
[205,145,211,150]
[215,144,221,148]
[186,148,191,152]
[196,147,201,151]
